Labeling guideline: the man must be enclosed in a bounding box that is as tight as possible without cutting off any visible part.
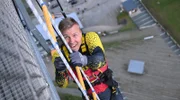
[51,17,123,100]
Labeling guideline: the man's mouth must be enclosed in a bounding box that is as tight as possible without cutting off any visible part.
[70,44,77,49]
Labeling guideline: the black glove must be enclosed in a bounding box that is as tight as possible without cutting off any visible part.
[54,57,66,71]
[70,51,88,67]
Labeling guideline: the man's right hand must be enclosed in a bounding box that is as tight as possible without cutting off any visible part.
[54,57,66,71]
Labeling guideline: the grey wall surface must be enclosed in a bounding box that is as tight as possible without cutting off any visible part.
[0,0,58,100]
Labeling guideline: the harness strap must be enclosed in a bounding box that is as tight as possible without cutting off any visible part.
[93,63,108,76]
[84,63,108,82]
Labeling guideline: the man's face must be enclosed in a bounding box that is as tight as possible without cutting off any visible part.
[62,24,82,51]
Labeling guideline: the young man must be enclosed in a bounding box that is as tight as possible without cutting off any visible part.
[51,17,123,100]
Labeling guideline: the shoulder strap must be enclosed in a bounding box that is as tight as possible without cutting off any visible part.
[80,33,89,54]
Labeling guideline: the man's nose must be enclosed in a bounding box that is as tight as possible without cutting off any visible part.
[69,37,75,43]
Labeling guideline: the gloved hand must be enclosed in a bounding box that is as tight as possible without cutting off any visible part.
[54,57,66,71]
[70,51,88,67]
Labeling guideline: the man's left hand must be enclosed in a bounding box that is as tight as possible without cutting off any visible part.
[70,51,88,67]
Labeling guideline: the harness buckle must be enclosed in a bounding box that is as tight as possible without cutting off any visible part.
[90,73,99,83]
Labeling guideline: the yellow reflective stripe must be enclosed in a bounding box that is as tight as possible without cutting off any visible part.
[81,35,87,53]
[62,45,70,61]
[51,50,60,64]
[81,45,87,53]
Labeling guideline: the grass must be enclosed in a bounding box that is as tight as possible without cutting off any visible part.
[54,80,78,88]
[59,93,81,100]
[103,41,121,49]
[55,82,81,100]
[67,82,78,88]
[116,11,136,32]
[142,0,180,44]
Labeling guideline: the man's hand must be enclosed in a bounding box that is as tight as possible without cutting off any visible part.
[54,57,66,71]
[70,51,88,67]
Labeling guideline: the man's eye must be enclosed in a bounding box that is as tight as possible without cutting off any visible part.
[73,34,78,37]
[64,36,68,39]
